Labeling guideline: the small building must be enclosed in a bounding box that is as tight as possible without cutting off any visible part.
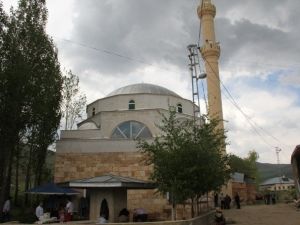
[259,176,295,192]
[231,172,256,204]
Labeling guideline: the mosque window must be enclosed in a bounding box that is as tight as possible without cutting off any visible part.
[111,121,152,139]
[128,100,135,110]
[92,108,96,116]
[177,103,183,113]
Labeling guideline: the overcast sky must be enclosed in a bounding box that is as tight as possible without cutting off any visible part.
[3,0,300,164]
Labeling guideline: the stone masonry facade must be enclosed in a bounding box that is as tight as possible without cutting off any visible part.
[54,152,172,219]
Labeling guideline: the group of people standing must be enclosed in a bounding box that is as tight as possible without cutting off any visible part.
[264,192,276,205]
[214,192,241,210]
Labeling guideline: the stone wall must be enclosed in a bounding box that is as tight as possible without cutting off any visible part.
[55,152,152,182]
[55,152,172,219]
[232,182,256,204]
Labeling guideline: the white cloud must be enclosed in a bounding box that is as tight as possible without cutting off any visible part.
[2,0,300,163]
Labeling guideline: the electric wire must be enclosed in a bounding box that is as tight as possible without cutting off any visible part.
[204,60,290,154]
[53,36,187,77]
[54,36,291,156]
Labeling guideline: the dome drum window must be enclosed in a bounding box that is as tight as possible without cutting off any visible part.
[111,121,152,139]
[128,100,135,110]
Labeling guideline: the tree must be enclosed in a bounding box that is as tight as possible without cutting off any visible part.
[61,70,86,130]
[0,0,63,205]
[137,110,230,219]
[228,150,259,180]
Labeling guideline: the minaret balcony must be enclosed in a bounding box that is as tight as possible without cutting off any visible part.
[197,2,216,18]
[200,42,220,58]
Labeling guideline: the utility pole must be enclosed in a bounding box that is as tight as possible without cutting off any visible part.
[187,44,206,121]
[275,147,282,177]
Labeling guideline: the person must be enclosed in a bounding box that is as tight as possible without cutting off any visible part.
[35,202,44,221]
[65,199,74,221]
[2,196,11,222]
[214,193,219,207]
[234,193,241,209]
[220,193,225,209]
[99,214,107,224]
[215,207,226,225]
[224,195,231,209]
[271,193,276,204]
[58,204,65,223]
[133,208,147,222]
[294,198,300,208]
[118,208,129,222]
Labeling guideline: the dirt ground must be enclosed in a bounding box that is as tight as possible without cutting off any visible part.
[223,203,300,225]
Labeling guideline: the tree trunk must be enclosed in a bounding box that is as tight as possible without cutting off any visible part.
[24,144,33,204]
[206,193,209,212]
[171,202,176,221]
[14,145,20,205]
[191,197,194,218]
[196,195,199,216]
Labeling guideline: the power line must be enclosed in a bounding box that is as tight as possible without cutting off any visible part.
[204,59,290,151]
[54,36,292,153]
[53,36,187,77]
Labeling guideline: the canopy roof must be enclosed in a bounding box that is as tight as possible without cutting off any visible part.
[26,183,79,195]
[68,174,156,189]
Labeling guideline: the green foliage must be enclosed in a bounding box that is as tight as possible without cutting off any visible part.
[229,150,260,180]
[137,110,230,216]
[0,0,63,205]
[61,70,87,130]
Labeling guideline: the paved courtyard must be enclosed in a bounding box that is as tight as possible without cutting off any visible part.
[223,203,300,225]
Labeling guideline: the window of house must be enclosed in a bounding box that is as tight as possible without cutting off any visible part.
[129,100,135,110]
[111,121,152,139]
[177,103,182,113]
[92,107,96,116]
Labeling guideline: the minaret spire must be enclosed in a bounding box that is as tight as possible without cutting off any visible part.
[197,0,224,133]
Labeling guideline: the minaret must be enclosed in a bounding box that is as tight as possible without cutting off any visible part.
[197,0,224,132]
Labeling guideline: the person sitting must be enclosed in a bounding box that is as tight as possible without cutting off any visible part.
[133,208,147,222]
[118,208,129,222]
[58,205,65,223]
[215,207,226,225]
[294,198,300,208]
[99,214,107,224]
[35,202,44,221]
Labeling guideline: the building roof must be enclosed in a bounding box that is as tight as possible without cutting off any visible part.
[68,174,156,189]
[260,176,294,186]
[106,83,181,98]
[231,172,244,183]
[26,183,79,195]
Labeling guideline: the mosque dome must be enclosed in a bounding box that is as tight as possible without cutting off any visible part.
[106,83,181,98]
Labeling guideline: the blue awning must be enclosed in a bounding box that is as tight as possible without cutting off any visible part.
[26,183,79,195]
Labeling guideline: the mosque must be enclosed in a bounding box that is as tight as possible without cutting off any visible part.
[54,0,225,222]
[55,83,196,221]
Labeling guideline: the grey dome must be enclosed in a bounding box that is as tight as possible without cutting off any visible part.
[106,83,181,98]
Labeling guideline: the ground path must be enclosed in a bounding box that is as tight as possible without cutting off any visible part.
[223,203,300,225]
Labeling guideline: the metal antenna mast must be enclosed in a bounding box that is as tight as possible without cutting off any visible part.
[187,44,206,121]
[275,147,282,177]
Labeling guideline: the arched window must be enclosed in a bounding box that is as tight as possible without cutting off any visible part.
[92,107,96,116]
[128,100,135,110]
[177,103,182,113]
[111,121,152,139]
